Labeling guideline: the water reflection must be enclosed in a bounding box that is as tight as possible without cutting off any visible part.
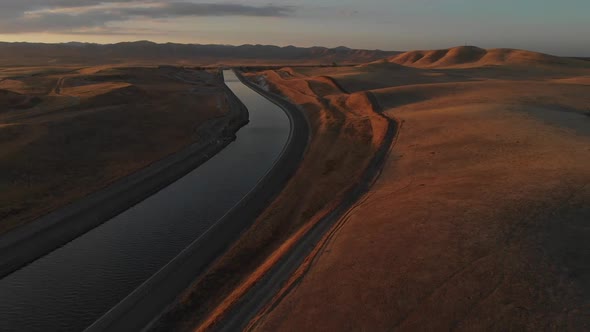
[0,70,290,331]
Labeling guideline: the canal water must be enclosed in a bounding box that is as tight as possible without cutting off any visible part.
[0,70,290,331]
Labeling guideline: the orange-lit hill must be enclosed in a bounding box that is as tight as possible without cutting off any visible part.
[383,46,586,68]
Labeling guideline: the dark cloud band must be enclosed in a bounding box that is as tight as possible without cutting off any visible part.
[0,1,295,33]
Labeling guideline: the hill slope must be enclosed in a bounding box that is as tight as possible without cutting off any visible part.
[386,46,585,68]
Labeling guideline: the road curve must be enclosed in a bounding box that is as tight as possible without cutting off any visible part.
[214,91,399,332]
[84,70,310,332]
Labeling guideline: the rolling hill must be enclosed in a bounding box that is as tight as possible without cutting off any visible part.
[384,46,586,68]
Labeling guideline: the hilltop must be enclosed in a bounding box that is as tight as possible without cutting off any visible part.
[382,46,587,68]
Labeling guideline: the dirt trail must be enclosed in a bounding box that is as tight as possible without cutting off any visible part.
[53,77,65,95]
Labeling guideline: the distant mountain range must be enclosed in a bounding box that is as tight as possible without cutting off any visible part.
[0,41,400,66]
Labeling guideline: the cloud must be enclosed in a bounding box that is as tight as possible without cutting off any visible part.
[0,1,296,34]
[0,0,140,18]
[119,2,294,18]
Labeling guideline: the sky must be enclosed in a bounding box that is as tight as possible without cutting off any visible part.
[0,0,589,56]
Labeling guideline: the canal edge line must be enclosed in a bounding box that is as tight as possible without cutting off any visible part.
[85,69,311,332]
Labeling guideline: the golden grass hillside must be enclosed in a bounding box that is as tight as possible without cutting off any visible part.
[380,46,590,68]
[251,49,590,331]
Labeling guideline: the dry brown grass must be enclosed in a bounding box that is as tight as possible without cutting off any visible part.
[0,66,228,233]
[252,51,590,331]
